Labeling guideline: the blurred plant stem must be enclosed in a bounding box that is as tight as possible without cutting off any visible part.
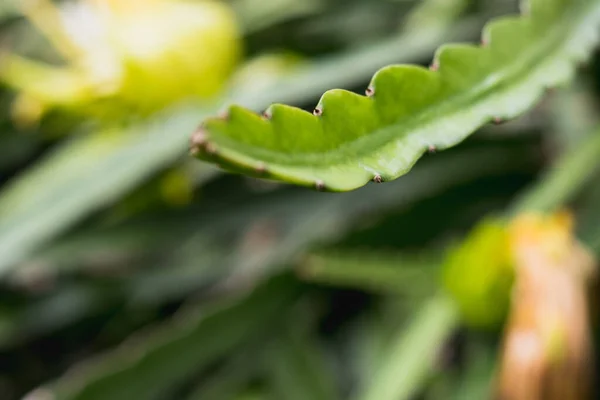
[510,126,600,215]
[354,295,458,400]
[265,314,337,400]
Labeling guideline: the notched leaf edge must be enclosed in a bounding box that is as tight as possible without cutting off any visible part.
[191,0,600,191]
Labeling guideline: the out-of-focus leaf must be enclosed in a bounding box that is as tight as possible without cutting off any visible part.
[403,0,469,34]
[447,345,496,400]
[575,172,600,251]
[441,219,513,330]
[549,80,599,150]
[0,121,216,276]
[185,351,259,400]
[0,284,120,349]
[342,303,405,396]
[427,339,497,400]
[354,295,459,400]
[232,390,272,400]
[193,0,600,191]
[298,250,439,296]
[0,0,19,21]
[25,275,301,400]
[3,0,242,121]
[0,12,491,276]
[292,1,405,46]
[585,219,600,253]
[232,0,326,33]
[266,318,337,400]
[0,124,40,171]
[510,125,600,214]
[2,143,537,345]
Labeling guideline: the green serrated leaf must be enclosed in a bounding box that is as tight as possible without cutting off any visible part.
[0,11,488,276]
[193,0,600,191]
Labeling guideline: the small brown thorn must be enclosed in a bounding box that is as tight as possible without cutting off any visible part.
[493,117,504,125]
[428,145,437,153]
[217,110,229,120]
[373,175,383,183]
[313,106,323,117]
[255,163,267,174]
[191,128,207,147]
[429,60,439,71]
[315,180,325,191]
[262,109,272,120]
[204,142,218,155]
[366,87,375,97]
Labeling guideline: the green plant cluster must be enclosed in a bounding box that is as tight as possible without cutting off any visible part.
[0,1,598,400]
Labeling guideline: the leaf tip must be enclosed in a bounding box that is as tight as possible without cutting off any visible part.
[217,109,230,120]
[262,107,272,120]
[190,128,208,156]
[429,59,439,71]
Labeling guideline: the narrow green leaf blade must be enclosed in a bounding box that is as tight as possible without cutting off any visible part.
[184,351,259,400]
[354,295,459,400]
[27,276,301,400]
[193,0,600,191]
[266,322,337,400]
[510,125,600,214]
[0,113,209,276]
[298,250,439,296]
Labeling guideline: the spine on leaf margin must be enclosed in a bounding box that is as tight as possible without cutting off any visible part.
[191,0,600,192]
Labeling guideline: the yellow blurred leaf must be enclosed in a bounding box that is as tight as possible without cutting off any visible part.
[1,0,242,123]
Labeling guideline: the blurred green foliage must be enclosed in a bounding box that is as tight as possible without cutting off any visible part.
[442,219,513,330]
[0,1,598,400]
